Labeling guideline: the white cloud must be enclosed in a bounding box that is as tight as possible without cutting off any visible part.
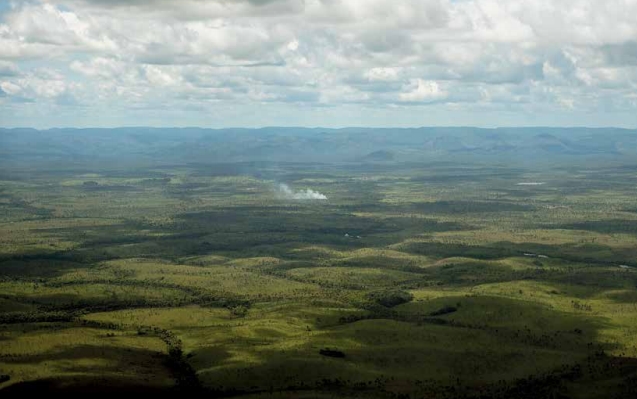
[400,79,447,102]
[0,0,636,126]
[70,57,127,78]
[364,67,401,82]
[0,81,22,95]
[286,39,299,51]
[144,65,181,86]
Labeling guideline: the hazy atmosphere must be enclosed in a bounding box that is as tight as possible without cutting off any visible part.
[1,0,636,128]
[2,1,637,398]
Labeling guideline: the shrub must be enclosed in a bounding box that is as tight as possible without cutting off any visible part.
[429,306,458,316]
[319,348,346,358]
[229,305,249,317]
[367,289,414,308]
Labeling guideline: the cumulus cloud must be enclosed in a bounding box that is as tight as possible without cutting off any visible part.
[277,183,327,200]
[0,80,21,95]
[400,79,447,102]
[364,67,401,82]
[0,0,636,127]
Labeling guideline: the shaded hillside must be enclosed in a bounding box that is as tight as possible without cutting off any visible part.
[361,150,395,162]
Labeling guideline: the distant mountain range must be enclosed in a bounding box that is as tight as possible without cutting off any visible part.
[1,127,636,167]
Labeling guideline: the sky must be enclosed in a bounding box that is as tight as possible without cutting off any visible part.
[0,0,636,129]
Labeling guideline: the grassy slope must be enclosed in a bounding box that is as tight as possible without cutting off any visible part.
[1,161,637,397]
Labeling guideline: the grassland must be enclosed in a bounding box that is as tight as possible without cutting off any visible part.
[1,160,637,398]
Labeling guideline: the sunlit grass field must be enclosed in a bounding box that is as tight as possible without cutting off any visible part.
[1,161,637,397]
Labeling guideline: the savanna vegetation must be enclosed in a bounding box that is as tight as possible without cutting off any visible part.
[1,134,637,397]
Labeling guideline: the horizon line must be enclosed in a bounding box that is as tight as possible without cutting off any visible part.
[2,125,636,131]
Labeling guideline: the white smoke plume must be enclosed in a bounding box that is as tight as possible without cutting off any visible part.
[278,183,327,200]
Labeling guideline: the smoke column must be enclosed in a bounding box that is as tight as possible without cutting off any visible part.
[278,183,327,200]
